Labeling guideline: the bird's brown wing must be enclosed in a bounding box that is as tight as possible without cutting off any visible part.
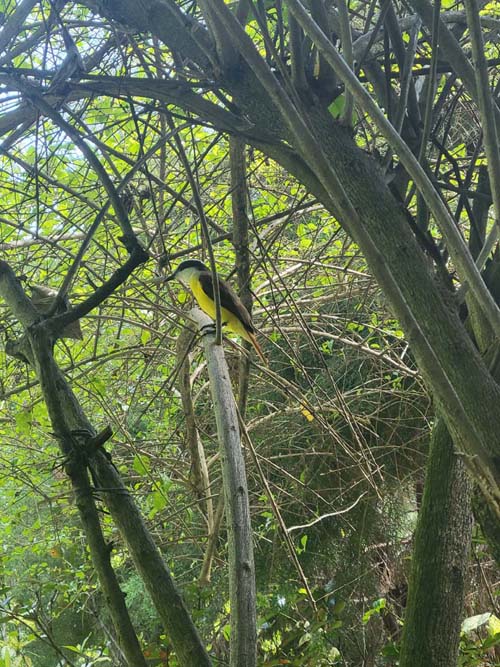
[199,271,255,333]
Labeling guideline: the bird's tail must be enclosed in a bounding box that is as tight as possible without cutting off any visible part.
[246,331,267,365]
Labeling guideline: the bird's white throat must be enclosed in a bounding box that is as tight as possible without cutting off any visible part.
[174,266,201,286]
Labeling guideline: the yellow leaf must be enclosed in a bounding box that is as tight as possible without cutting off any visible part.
[301,405,314,422]
[488,614,500,636]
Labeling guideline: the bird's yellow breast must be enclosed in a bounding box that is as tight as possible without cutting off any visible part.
[188,277,248,340]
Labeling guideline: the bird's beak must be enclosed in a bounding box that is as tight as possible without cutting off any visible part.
[151,272,176,285]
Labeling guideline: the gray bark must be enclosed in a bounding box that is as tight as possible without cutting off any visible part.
[191,308,257,667]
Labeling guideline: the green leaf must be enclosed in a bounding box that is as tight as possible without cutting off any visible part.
[298,631,311,647]
[15,410,32,435]
[328,94,356,124]
[133,455,150,475]
[362,598,386,623]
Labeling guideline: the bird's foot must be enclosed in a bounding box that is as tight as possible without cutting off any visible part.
[200,322,216,337]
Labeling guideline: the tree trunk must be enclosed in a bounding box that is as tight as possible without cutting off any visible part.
[400,418,472,666]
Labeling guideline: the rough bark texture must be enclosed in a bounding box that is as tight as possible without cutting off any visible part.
[473,490,500,566]
[30,334,148,667]
[400,418,472,667]
[0,262,147,667]
[176,326,213,534]
[90,452,213,667]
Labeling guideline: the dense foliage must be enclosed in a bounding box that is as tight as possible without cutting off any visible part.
[0,1,498,665]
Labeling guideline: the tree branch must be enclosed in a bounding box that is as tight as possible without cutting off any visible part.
[190,307,256,667]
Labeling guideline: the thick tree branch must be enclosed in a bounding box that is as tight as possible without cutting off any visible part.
[87,0,214,69]
[0,262,147,667]
[0,260,212,667]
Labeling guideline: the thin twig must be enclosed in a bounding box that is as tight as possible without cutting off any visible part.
[287,492,367,532]
[464,0,500,270]
[165,113,223,345]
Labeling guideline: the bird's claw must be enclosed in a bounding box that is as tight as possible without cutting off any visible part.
[200,322,216,337]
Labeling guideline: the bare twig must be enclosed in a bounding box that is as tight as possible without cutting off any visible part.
[464,0,500,269]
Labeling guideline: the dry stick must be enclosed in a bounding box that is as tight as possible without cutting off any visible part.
[286,0,500,335]
[237,407,317,609]
[176,326,214,534]
[199,491,225,586]
[0,262,148,667]
[230,136,252,418]
[190,307,256,667]
[287,492,367,532]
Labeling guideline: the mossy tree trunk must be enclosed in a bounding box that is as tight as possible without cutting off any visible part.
[400,418,472,666]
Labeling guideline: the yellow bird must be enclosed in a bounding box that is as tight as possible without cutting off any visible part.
[165,259,266,364]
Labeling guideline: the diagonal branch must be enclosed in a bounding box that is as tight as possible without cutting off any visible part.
[286,0,500,337]
[0,0,37,54]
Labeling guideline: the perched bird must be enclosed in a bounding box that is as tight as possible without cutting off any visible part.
[165,259,266,364]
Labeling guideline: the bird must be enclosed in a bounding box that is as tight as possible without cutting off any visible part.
[164,259,266,364]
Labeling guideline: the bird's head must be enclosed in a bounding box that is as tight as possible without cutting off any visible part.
[164,259,209,285]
